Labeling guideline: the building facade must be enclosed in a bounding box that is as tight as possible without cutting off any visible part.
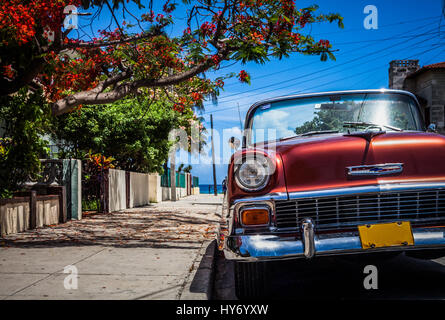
[389,59,445,134]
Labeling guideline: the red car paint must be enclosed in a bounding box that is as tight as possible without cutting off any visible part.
[227,131,445,204]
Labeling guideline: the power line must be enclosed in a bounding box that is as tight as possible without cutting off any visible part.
[212,23,442,101]
[220,18,441,88]
[289,44,445,95]
[346,46,445,89]
[205,29,443,111]
[332,30,442,45]
[203,42,445,117]
[217,15,441,77]
[308,15,441,37]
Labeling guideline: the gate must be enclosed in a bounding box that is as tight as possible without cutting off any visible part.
[81,160,107,213]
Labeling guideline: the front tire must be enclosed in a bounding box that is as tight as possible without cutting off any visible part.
[234,261,268,299]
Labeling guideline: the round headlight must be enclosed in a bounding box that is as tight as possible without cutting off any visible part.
[235,157,272,191]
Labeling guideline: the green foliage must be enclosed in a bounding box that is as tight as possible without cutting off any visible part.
[294,101,414,135]
[177,163,192,173]
[295,108,353,134]
[0,88,52,198]
[53,95,193,173]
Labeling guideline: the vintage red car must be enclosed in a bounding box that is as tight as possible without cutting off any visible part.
[218,89,445,298]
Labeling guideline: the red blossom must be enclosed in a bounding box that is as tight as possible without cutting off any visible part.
[200,21,216,37]
[238,70,250,83]
[0,0,340,115]
[190,92,202,101]
[141,11,155,22]
[215,79,224,88]
[318,39,330,48]
[211,55,221,65]
[0,0,81,45]
[299,10,311,28]
[2,65,15,79]
[162,0,176,14]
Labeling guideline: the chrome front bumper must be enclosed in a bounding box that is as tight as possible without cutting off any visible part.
[221,182,445,261]
[222,225,445,261]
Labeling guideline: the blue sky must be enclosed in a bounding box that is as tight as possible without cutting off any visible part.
[196,0,445,184]
[77,0,445,184]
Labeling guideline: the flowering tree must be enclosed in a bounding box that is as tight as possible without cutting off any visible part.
[0,0,343,116]
[52,92,206,173]
[0,88,52,197]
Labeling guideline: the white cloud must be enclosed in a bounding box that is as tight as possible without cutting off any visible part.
[252,109,296,141]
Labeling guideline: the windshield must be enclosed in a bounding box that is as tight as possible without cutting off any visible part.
[247,92,424,144]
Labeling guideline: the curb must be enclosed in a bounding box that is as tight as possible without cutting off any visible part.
[179,240,217,300]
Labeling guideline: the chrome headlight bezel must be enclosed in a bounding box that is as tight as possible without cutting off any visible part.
[234,155,273,192]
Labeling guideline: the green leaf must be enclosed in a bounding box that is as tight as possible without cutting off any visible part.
[320,52,328,61]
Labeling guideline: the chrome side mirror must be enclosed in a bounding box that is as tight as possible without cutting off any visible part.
[228,136,240,150]
[427,123,437,133]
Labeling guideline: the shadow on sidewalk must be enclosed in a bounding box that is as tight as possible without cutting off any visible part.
[189,240,217,299]
[1,207,218,250]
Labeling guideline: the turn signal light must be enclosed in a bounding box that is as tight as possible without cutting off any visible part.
[241,208,270,226]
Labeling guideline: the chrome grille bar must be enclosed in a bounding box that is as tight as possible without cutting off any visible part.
[274,188,445,231]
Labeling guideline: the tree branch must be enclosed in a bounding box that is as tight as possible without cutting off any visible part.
[52,70,133,115]
[51,49,229,115]
[62,25,167,49]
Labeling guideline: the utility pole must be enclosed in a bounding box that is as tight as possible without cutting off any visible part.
[210,114,218,196]
[237,103,243,129]
[167,67,177,202]
[170,149,177,202]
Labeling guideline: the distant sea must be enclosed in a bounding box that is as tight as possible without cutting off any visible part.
[199,184,224,194]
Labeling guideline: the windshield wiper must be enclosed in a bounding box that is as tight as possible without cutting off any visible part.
[278,130,337,141]
[343,121,402,132]
[279,130,339,141]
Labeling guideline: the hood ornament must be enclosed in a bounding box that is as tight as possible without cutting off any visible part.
[344,129,385,142]
[347,163,404,176]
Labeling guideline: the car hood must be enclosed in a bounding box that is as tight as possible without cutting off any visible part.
[266,132,445,194]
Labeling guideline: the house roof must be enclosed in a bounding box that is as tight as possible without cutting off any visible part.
[406,61,445,78]
[422,61,445,69]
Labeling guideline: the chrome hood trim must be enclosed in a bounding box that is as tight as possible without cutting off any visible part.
[232,192,288,204]
[288,182,445,200]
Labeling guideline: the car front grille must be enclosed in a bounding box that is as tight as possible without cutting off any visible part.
[274,188,445,231]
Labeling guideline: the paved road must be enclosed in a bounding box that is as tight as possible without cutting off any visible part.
[213,251,445,299]
[0,195,222,300]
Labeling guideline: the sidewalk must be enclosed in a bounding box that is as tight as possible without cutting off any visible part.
[0,194,222,300]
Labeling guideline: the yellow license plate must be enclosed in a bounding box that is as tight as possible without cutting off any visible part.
[358,221,414,249]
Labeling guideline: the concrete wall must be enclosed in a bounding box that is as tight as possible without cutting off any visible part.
[108,169,127,212]
[129,172,150,207]
[107,169,199,209]
[178,187,187,198]
[161,186,189,201]
[162,187,171,201]
[36,199,59,227]
[403,69,445,133]
[0,201,29,236]
[389,60,420,90]
[149,174,162,203]
[0,197,59,236]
